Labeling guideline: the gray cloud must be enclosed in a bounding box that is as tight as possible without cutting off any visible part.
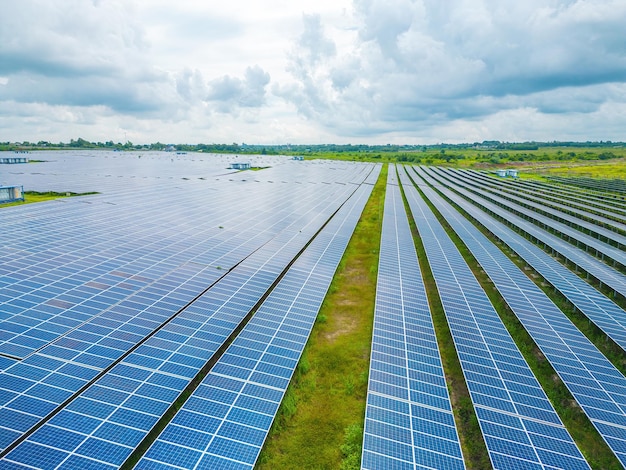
[0,1,188,117]
[207,65,271,111]
[278,0,626,137]
[1,0,626,144]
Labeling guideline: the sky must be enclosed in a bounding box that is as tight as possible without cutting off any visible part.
[1,0,626,145]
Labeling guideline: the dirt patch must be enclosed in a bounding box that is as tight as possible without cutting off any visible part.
[323,311,358,342]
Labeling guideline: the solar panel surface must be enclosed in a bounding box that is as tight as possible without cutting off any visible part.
[136,180,375,469]
[362,167,464,469]
[413,167,626,352]
[399,167,590,470]
[413,172,626,467]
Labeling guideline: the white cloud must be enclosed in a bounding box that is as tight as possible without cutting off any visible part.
[1,0,625,144]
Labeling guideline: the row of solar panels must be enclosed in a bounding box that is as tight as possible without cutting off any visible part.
[503,176,626,217]
[0,160,380,468]
[430,168,626,267]
[364,164,626,469]
[458,169,626,235]
[423,167,626,299]
[546,176,626,196]
[2,157,624,469]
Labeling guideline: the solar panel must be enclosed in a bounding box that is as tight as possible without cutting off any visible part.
[414,167,626,352]
[136,182,375,469]
[412,171,626,467]
[0,180,354,359]
[418,166,626,299]
[445,168,626,234]
[0,182,366,467]
[362,166,464,469]
[424,167,626,269]
[438,167,626,250]
[398,167,590,470]
[0,160,380,462]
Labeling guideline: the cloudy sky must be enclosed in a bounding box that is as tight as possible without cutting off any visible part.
[1,0,626,145]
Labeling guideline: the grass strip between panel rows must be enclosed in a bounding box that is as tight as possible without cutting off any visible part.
[256,165,387,469]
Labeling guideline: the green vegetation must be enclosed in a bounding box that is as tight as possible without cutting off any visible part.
[536,159,626,179]
[0,190,98,208]
[3,140,626,169]
[256,165,386,469]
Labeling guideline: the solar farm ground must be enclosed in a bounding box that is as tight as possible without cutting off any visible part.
[1,152,625,469]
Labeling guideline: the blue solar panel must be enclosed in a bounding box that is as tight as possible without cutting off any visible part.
[136,180,376,469]
[363,167,464,469]
[445,168,626,236]
[398,167,590,470]
[422,166,626,272]
[418,168,626,353]
[0,159,380,465]
[412,168,626,467]
[0,190,366,466]
[419,166,626,299]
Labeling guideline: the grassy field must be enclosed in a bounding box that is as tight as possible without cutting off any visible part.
[256,166,387,469]
[303,148,626,183]
[535,159,626,178]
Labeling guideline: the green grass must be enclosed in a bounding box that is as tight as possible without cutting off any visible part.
[536,159,626,179]
[256,165,387,469]
[0,190,98,208]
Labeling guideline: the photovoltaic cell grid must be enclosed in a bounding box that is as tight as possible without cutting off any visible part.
[0,188,354,448]
[0,161,378,460]
[439,167,626,249]
[137,182,375,470]
[0,151,297,194]
[0,165,371,360]
[513,178,626,217]
[414,175,626,467]
[0,171,374,469]
[457,169,626,228]
[362,167,464,470]
[547,176,626,196]
[447,168,626,235]
[418,166,626,299]
[413,167,626,353]
[425,167,626,269]
[399,167,590,470]
[508,178,626,221]
[0,162,373,362]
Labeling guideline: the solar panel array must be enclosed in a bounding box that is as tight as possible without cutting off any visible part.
[425,167,626,269]
[412,167,626,352]
[137,183,374,469]
[398,167,590,470]
[0,188,363,468]
[412,171,626,467]
[450,169,626,234]
[362,167,464,469]
[418,166,626,299]
[0,176,352,360]
[506,178,626,222]
[546,176,626,195]
[440,167,626,247]
[4,152,626,469]
[0,154,381,468]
